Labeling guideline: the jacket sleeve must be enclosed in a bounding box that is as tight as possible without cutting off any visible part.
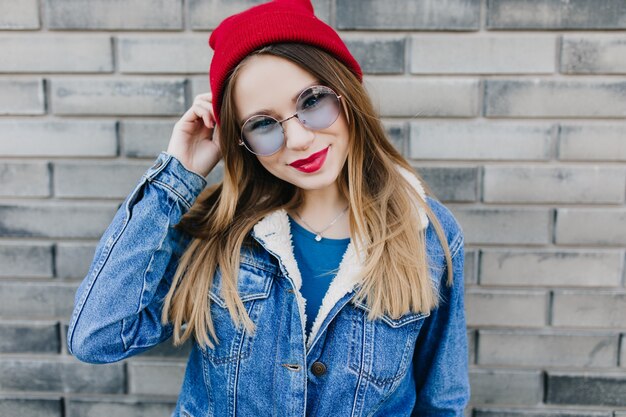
[67,152,207,364]
[411,232,470,416]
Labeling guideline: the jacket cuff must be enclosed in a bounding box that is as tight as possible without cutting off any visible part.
[142,151,208,208]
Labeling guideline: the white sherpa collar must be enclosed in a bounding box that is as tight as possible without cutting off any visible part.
[252,165,428,351]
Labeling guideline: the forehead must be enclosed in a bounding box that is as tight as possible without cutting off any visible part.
[233,54,318,119]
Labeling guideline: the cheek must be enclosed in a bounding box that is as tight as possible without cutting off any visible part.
[256,156,285,179]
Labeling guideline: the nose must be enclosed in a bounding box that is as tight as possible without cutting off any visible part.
[283,115,315,151]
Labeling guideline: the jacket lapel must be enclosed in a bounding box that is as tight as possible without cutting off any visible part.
[252,166,429,349]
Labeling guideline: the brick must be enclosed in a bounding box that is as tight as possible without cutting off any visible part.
[365,77,480,117]
[483,165,626,204]
[562,36,626,74]
[409,122,555,160]
[0,0,39,29]
[0,78,44,115]
[0,398,61,417]
[468,330,476,364]
[474,409,611,417]
[0,322,59,353]
[480,250,624,287]
[128,362,186,395]
[411,35,556,74]
[0,35,112,73]
[487,0,626,30]
[0,282,77,319]
[0,358,124,393]
[0,202,117,239]
[553,290,626,328]
[452,207,551,245]
[121,120,175,158]
[56,243,97,280]
[313,0,331,24]
[622,334,625,368]
[45,0,183,30]
[119,35,211,74]
[51,78,186,116]
[208,164,224,185]
[466,289,548,327]
[465,249,477,285]
[189,75,210,98]
[547,372,626,406]
[0,120,117,157]
[478,330,618,367]
[0,243,53,278]
[343,36,405,74]
[0,162,50,197]
[470,368,542,405]
[485,79,626,118]
[337,0,480,30]
[559,124,626,161]
[67,398,174,417]
[54,161,150,198]
[556,208,626,247]
[189,0,331,29]
[382,121,407,154]
[190,0,264,29]
[412,165,478,202]
[121,155,221,186]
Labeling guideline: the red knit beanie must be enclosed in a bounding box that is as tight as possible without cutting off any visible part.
[208,0,363,126]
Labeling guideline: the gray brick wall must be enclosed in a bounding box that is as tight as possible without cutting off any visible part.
[0,0,624,416]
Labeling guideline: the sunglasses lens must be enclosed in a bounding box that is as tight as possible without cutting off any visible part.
[241,116,284,156]
[239,86,342,156]
[297,86,341,130]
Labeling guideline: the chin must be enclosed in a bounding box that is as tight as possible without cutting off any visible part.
[273,165,343,191]
[294,175,338,191]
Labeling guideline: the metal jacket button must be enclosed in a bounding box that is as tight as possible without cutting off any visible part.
[311,361,326,376]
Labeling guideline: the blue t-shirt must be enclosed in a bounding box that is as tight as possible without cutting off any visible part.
[288,215,351,339]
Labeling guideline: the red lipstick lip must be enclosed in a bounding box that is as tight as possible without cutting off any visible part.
[289,146,329,168]
[288,146,330,173]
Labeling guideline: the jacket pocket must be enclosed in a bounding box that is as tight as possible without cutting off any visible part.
[202,259,274,365]
[347,301,429,390]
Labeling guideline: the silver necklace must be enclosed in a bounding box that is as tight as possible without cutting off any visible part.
[294,205,349,242]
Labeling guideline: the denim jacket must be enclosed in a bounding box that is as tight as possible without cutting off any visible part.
[68,152,470,417]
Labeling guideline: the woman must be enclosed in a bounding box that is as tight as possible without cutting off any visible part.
[67,0,470,415]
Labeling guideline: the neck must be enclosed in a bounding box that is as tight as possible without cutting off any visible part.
[302,182,346,213]
[291,183,350,239]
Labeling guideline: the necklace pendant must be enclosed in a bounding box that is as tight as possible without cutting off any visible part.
[314,234,322,242]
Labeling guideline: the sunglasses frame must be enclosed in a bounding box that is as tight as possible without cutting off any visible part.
[238,85,343,156]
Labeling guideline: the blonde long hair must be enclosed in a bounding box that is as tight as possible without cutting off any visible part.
[161,43,454,349]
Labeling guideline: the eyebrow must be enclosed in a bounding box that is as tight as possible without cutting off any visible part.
[239,81,320,124]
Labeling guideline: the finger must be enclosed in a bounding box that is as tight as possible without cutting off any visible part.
[193,99,212,112]
[193,92,213,103]
[180,104,212,129]
[193,100,217,126]
[179,105,201,124]
[202,112,213,129]
[190,103,214,129]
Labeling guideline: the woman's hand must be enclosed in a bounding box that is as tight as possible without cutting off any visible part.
[166,92,222,178]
